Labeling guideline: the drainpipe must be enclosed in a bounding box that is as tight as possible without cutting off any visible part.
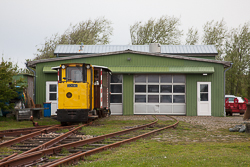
[25,63,36,104]
[224,63,233,116]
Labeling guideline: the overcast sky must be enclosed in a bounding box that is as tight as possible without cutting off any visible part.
[0,0,250,69]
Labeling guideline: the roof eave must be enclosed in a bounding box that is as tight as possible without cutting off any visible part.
[27,50,231,68]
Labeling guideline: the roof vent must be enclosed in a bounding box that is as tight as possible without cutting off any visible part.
[79,42,84,50]
[149,43,161,53]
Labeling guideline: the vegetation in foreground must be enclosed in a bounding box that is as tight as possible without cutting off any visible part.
[0,116,249,166]
[78,117,250,167]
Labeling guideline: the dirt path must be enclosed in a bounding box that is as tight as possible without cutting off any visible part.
[173,115,246,131]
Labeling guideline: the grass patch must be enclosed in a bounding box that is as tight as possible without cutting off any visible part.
[56,129,69,133]
[0,117,60,130]
[60,147,69,154]
[81,118,153,136]
[76,117,250,167]
[79,141,250,167]
[0,147,16,155]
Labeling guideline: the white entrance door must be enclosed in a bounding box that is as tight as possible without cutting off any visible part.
[46,81,58,115]
[197,82,211,116]
[110,75,123,115]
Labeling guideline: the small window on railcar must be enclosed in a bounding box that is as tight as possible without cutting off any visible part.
[103,71,107,87]
[66,66,86,82]
[94,69,99,82]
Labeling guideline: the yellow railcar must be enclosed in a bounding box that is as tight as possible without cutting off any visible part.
[53,63,111,123]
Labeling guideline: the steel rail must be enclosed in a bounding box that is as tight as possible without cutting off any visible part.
[18,124,87,156]
[41,118,158,156]
[0,153,18,163]
[38,151,82,167]
[0,124,77,148]
[0,125,59,148]
[0,125,79,138]
[0,123,86,166]
[0,118,160,167]
[0,129,38,137]
[0,125,51,133]
[0,126,52,137]
[46,116,179,167]
[0,151,43,167]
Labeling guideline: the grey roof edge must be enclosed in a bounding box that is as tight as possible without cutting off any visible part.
[54,44,218,54]
[56,53,217,57]
[27,50,230,68]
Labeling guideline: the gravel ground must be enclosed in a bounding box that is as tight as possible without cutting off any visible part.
[172,115,248,131]
[108,115,248,131]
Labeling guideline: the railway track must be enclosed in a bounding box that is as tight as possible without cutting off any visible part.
[0,116,178,167]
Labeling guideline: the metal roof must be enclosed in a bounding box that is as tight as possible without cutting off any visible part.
[54,45,218,55]
[28,50,230,68]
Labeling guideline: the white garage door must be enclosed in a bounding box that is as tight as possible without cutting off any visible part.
[134,74,186,115]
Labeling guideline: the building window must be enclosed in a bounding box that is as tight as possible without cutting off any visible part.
[110,75,123,103]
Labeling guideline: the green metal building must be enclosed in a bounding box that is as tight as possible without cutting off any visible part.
[27,44,231,116]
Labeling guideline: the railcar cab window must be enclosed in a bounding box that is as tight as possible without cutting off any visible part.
[66,66,86,82]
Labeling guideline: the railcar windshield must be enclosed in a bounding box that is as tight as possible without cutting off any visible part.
[66,66,85,82]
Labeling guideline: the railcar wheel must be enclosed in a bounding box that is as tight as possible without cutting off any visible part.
[61,122,67,126]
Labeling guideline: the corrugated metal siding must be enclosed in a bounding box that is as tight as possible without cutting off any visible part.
[186,64,224,116]
[54,45,217,54]
[84,53,185,67]
[212,64,224,116]
[36,52,224,116]
[122,75,134,115]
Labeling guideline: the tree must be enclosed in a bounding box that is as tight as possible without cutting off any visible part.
[35,33,60,60]
[185,27,199,45]
[224,23,250,97]
[34,17,113,60]
[130,15,183,45]
[202,19,227,60]
[0,58,25,111]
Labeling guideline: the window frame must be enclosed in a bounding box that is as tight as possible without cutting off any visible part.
[110,74,123,104]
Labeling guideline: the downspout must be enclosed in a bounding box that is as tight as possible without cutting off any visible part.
[224,63,233,116]
[25,63,36,104]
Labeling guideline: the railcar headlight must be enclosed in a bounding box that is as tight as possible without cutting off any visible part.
[66,92,72,98]
[62,65,65,69]
[86,65,90,69]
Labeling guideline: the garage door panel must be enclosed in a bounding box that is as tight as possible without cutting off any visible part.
[160,105,172,113]
[147,105,159,113]
[134,74,186,115]
[110,104,123,115]
[135,104,146,114]
[173,105,186,114]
